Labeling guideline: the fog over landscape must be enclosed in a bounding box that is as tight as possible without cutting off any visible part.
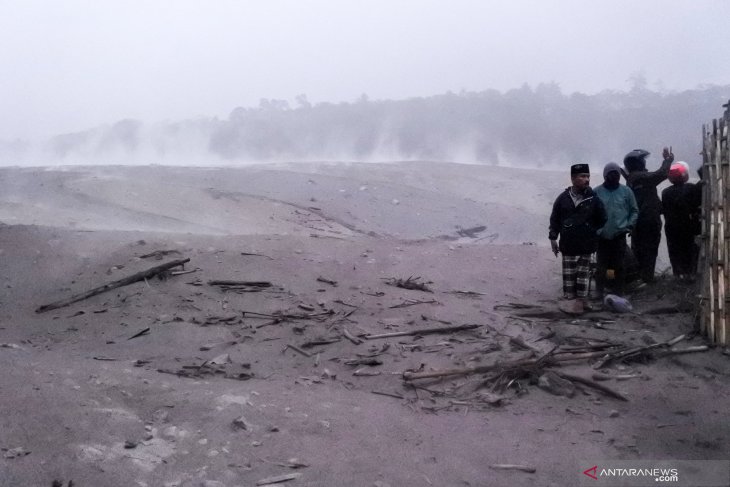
[3,3,730,486]
[1,0,729,167]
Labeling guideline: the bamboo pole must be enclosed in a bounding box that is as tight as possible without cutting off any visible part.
[701,123,711,336]
[717,120,730,345]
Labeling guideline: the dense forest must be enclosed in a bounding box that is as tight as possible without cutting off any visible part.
[3,83,729,167]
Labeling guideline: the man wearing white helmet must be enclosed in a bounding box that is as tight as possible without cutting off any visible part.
[661,161,702,280]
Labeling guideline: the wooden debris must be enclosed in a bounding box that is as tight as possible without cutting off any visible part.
[256,472,302,485]
[446,290,486,298]
[353,369,381,376]
[555,372,628,402]
[489,464,536,473]
[537,371,575,397]
[209,280,273,293]
[402,350,609,381]
[365,323,480,340]
[242,309,334,322]
[343,328,363,345]
[128,328,150,340]
[36,258,190,313]
[371,390,405,400]
[593,334,687,369]
[316,276,338,286]
[300,338,340,348]
[493,303,541,311]
[344,357,383,366]
[662,345,710,355]
[157,361,253,381]
[255,319,283,329]
[384,276,432,292]
[208,280,272,287]
[170,268,199,276]
[284,344,312,358]
[203,314,240,326]
[357,343,390,358]
[591,373,642,381]
[139,249,182,259]
[389,299,439,309]
[509,336,542,353]
[456,225,487,238]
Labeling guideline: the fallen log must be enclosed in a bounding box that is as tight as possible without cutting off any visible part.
[36,258,190,313]
[365,323,480,340]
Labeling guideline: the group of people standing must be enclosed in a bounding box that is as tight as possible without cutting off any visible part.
[549,147,702,314]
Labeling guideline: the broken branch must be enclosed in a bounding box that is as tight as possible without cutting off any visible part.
[36,258,190,313]
[365,323,480,340]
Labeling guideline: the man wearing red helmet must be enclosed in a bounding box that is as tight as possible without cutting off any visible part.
[662,161,702,280]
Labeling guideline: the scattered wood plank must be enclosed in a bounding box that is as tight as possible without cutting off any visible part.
[127,328,151,340]
[384,276,432,292]
[139,249,182,259]
[554,372,628,402]
[402,350,609,381]
[300,338,340,349]
[662,345,710,355]
[36,258,190,313]
[256,473,301,485]
[344,357,383,366]
[365,323,480,340]
[493,303,541,311]
[446,290,486,298]
[389,299,439,309]
[284,344,312,358]
[593,334,686,369]
[208,280,273,293]
[316,276,338,287]
[343,329,363,345]
[371,390,404,400]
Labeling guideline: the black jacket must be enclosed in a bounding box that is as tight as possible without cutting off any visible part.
[549,187,607,256]
[661,182,702,236]
[625,156,673,224]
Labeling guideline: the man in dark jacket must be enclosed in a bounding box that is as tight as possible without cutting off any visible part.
[661,161,702,280]
[623,147,674,283]
[549,163,608,314]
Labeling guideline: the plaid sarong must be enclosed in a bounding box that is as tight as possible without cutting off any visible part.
[562,254,592,298]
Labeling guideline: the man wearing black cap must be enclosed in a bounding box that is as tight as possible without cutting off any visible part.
[549,164,607,314]
[623,147,674,283]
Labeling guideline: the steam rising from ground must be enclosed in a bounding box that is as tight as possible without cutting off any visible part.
[1,84,727,167]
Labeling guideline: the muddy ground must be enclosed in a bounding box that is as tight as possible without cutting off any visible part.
[0,162,727,487]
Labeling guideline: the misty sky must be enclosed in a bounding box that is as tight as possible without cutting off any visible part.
[1,0,729,140]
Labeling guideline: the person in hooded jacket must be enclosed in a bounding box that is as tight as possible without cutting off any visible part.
[594,162,638,296]
[623,147,674,283]
[549,163,608,314]
[661,161,702,280]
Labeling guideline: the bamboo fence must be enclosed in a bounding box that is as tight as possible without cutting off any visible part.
[700,116,729,345]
